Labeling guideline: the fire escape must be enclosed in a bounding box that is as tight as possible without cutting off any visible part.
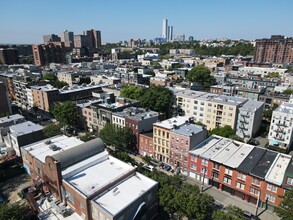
[273,120,287,142]
[239,112,250,138]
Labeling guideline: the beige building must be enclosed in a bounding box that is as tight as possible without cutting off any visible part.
[57,72,80,86]
[204,95,247,130]
[153,116,190,164]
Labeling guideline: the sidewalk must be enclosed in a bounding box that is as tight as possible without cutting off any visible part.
[186,177,280,220]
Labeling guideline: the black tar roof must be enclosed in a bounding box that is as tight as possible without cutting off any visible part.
[237,147,266,174]
[250,150,278,179]
[285,158,293,175]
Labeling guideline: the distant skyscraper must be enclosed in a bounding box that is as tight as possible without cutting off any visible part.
[168,26,173,42]
[189,36,194,42]
[83,29,102,49]
[61,30,74,48]
[43,34,61,44]
[0,48,18,65]
[162,19,168,39]
[32,44,65,66]
[74,35,86,48]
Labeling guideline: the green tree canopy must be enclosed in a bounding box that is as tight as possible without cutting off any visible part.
[99,124,137,150]
[266,72,280,78]
[0,203,36,220]
[186,65,216,90]
[212,205,245,220]
[283,89,293,95]
[140,86,173,117]
[43,122,62,138]
[120,86,144,100]
[51,102,78,126]
[53,80,68,89]
[263,104,278,121]
[275,189,293,219]
[209,125,235,138]
[43,73,57,82]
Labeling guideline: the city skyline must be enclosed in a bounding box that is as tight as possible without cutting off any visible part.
[1,0,293,44]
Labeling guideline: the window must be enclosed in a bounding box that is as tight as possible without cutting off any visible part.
[265,194,276,203]
[190,164,197,169]
[66,191,74,203]
[213,163,220,170]
[250,187,260,196]
[236,182,245,190]
[225,168,233,176]
[194,101,198,104]
[287,177,293,186]
[212,172,219,179]
[201,159,208,165]
[191,155,197,162]
[237,173,246,181]
[224,177,232,185]
[208,103,212,107]
[186,140,189,145]
[201,167,207,175]
[252,178,260,186]
[267,184,277,193]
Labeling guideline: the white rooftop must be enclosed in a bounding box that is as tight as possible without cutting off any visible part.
[211,141,242,164]
[9,121,43,136]
[200,137,232,160]
[0,114,24,125]
[265,153,291,186]
[224,144,254,168]
[93,172,157,216]
[153,116,190,129]
[189,135,221,156]
[23,135,83,163]
[63,152,135,197]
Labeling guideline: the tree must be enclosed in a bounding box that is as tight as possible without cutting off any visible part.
[120,86,144,100]
[43,122,62,138]
[186,65,216,90]
[212,205,245,220]
[266,72,280,78]
[43,73,57,82]
[229,135,244,142]
[53,80,68,89]
[263,104,278,121]
[51,102,78,126]
[209,125,235,138]
[0,203,37,220]
[78,77,91,85]
[283,89,293,95]
[275,189,293,219]
[99,124,137,150]
[140,86,173,117]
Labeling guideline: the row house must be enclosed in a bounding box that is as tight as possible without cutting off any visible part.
[113,107,161,150]
[187,135,292,210]
[152,116,207,171]
[268,102,293,150]
[21,136,158,220]
[139,132,154,156]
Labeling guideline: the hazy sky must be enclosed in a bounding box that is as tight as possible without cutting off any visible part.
[1,0,292,44]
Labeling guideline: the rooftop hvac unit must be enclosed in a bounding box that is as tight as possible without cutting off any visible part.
[49,144,58,151]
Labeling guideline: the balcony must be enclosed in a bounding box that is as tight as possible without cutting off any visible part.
[217,111,223,116]
[274,135,284,141]
[240,120,249,124]
[240,114,250,118]
[273,128,286,134]
[216,117,222,122]
[276,121,288,127]
[217,105,224,110]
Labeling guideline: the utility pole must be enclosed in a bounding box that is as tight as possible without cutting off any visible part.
[201,167,206,193]
[255,188,261,216]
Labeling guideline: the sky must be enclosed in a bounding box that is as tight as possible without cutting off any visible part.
[1,0,292,44]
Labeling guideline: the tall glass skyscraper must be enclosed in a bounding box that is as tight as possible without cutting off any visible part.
[162,19,168,39]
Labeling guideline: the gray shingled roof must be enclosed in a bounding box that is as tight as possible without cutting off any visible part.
[52,138,105,169]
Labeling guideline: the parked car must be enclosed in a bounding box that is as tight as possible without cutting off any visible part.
[248,139,260,146]
[243,210,259,220]
[143,165,154,172]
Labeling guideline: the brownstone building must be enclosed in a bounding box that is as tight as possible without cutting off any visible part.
[0,81,11,114]
[254,35,293,64]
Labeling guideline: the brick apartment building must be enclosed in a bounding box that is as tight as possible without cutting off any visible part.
[254,35,293,64]
[32,43,65,66]
[0,48,18,65]
[188,135,293,210]
[21,136,158,220]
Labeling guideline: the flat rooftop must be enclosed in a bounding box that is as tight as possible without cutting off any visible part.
[92,172,157,216]
[0,114,24,125]
[171,124,204,137]
[9,121,43,136]
[211,141,242,164]
[23,135,83,163]
[153,116,190,130]
[250,150,278,179]
[209,95,247,106]
[189,135,221,156]
[63,152,135,197]
[237,147,266,174]
[172,89,207,99]
[239,100,264,111]
[265,153,291,186]
[200,137,232,160]
[275,102,293,114]
[224,144,254,168]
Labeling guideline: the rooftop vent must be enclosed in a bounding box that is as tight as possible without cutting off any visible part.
[45,140,52,145]
[49,144,58,151]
